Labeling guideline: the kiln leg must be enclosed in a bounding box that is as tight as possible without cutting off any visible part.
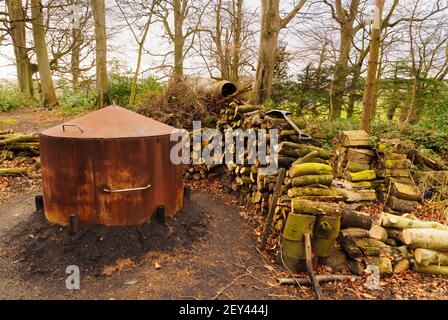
[69,214,79,235]
[155,206,166,224]
[35,195,44,213]
[184,186,191,199]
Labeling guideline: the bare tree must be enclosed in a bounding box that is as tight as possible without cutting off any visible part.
[91,0,109,108]
[6,0,34,97]
[252,0,307,105]
[31,0,58,107]
[360,0,384,132]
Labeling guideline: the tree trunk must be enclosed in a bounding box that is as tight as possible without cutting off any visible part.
[252,0,281,105]
[6,0,34,97]
[91,0,109,108]
[172,0,185,82]
[360,0,384,133]
[30,0,58,108]
[230,0,243,83]
[330,24,354,120]
[404,76,419,124]
[70,0,81,91]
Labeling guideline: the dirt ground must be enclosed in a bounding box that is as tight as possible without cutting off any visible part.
[0,108,447,300]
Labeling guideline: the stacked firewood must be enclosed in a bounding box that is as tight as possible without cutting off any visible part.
[376,139,421,213]
[337,211,448,277]
[0,130,40,176]
[332,130,380,203]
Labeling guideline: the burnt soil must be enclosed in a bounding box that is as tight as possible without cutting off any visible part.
[0,191,294,300]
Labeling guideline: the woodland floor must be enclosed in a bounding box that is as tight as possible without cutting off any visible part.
[0,108,447,300]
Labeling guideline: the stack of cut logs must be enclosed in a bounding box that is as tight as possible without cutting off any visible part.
[183,101,448,277]
[332,130,379,203]
[337,211,448,276]
[0,130,40,176]
[377,139,421,213]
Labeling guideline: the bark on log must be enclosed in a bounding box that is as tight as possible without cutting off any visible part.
[291,198,342,216]
[381,212,448,231]
[289,163,333,178]
[340,209,373,230]
[384,159,410,169]
[340,235,364,260]
[402,228,448,251]
[291,151,320,167]
[287,187,339,198]
[0,167,29,176]
[291,175,333,187]
[386,228,404,243]
[346,161,370,172]
[340,228,370,238]
[387,195,418,213]
[347,170,376,182]
[414,248,448,266]
[413,263,448,276]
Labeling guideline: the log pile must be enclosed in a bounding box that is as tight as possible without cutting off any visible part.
[376,139,421,214]
[0,131,40,176]
[332,130,379,204]
[333,211,448,277]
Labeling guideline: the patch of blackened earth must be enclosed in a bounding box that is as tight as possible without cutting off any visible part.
[0,196,208,280]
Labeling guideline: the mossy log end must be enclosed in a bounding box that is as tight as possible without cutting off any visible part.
[366,257,393,276]
[340,228,370,238]
[402,228,448,251]
[414,248,448,266]
[291,175,333,187]
[283,213,316,241]
[390,182,420,202]
[289,163,333,178]
[381,212,448,231]
[312,215,341,257]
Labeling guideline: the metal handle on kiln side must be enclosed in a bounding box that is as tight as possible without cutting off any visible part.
[103,184,152,193]
[62,124,84,133]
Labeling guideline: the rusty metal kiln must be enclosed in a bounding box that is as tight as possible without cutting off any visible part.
[39,105,184,226]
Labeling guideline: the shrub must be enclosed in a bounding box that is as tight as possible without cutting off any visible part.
[58,90,96,116]
[0,87,37,112]
[108,74,163,107]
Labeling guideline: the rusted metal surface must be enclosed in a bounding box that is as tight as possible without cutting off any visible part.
[40,105,184,226]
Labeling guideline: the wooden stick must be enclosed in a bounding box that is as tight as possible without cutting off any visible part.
[278,275,360,286]
[260,168,287,249]
[304,232,323,300]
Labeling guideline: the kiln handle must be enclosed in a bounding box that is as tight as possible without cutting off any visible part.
[103,184,152,193]
[62,124,84,133]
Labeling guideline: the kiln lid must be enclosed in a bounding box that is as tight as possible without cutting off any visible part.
[40,105,177,139]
